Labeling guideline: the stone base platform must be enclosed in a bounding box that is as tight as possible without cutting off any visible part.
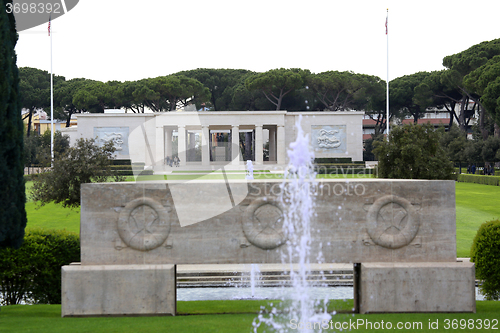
[357,262,476,314]
[61,264,176,317]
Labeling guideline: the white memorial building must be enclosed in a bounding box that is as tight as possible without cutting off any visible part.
[65,111,364,171]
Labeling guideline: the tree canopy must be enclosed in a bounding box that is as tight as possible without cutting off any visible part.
[245,68,310,110]
[389,72,433,123]
[124,75,211,112]
[24,130,70,166]
[15,38,500,147]
[19,67,64,135]
[443,39,500,139]
[178,68,251,111]
[307,71,385,112]
[72,80,123,113]
[54,78,95,125]
[464,54,500,126]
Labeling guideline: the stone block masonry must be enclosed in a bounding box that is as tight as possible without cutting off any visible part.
[62,179,474,316]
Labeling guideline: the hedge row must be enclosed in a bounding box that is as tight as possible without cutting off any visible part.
[113,169,154,176]
[314,166,375,175]
[111,159,132,166]
[0,229,80,305]
[24,168,153,179]
[314,163,366,168]
[457,174,500,186]
[313,158,359,164]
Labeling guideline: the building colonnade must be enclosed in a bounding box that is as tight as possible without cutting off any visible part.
[156,123,285,168]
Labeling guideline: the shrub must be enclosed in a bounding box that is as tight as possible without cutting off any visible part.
[373,123,455,180]
[470,219,500,300]
[0,228,80,305]
[30,138,125,208]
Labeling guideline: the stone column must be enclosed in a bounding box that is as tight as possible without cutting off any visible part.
[202,125,210,167]
[165,128,173,160]
[178,125,186,167]
[277,125,286,165]
[155,126,164,166]
[231,125,240,166]
[269,126,276,162]
[255,125,263,164]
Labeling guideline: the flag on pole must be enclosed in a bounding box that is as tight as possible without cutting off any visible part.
[48,14,51,36]
[385,11,388,34]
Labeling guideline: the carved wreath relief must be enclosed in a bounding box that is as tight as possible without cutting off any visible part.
[242,198,287,250]
[366,195,420,249]
[117,198,171,251]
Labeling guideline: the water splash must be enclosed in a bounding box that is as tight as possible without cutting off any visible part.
[246,160,254,180]
[253,115,331,332]
[250,264,260,298]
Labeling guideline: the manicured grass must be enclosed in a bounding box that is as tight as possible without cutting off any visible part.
[170,170,271,173]
[455,182,500,257]
[1,301,499,333]
[25,202,80,235]
[129,173,375,181]
[25,180,499,257]
[24,182,80,235]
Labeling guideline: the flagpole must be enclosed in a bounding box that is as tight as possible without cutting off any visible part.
[49,15,54,167]
[386,8,390,140]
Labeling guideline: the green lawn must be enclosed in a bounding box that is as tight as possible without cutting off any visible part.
[25,182,80,234]
[131,172,375,181]
[25,180,500,257]
[455,182,500,257]
[1,301,499,333]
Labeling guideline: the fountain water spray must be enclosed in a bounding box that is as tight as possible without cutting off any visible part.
[250,264,260,298]
[246,160,254,180]
[253,115,332,332]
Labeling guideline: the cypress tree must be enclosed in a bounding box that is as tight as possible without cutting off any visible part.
[0,0,27,249]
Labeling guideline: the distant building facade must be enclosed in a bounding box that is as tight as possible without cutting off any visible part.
[63,110,364,170]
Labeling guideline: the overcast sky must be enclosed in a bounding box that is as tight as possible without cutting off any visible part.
[14,0,500,83]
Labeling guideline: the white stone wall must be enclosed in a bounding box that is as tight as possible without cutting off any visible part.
[285,112,364,162]
[74,111,364,167]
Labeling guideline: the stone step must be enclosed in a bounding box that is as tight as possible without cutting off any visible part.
[176,268,354,288]
[177,280,353,288]
[177,274,353,281]
[176,270,353,277]
[175,261,481,288]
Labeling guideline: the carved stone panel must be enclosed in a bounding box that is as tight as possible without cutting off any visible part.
[311,125,346,153]
[80,180,457,265]
[94,127,129,155]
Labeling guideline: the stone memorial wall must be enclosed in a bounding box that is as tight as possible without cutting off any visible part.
[62,179,475,316]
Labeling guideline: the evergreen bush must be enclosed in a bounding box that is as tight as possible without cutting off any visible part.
[373,123,455,180]
[470,219,500,300]
[0,229,80,305]
[30,138,125,208]
[0,0,27,249]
